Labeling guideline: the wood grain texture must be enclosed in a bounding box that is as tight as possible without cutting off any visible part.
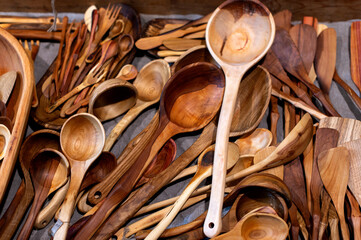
[1,0,361,21]
[350,21,361,93]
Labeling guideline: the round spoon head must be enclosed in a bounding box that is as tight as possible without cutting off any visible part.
[206,0,275,69]
[60,113,105,165]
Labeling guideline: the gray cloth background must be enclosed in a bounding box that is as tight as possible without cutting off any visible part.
[0,11,360,239]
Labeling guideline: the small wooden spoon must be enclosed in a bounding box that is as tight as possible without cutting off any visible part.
[88,78,137,122]
[108,34,134,78]
[17,149,69,240]
[211,212,288,240]
[50,113,105,240]
[318,147,350,240]
[204,1,275,236]
[115,64,138,81]
[103,59,170,152]
[350,21,361,93]
[145,143,239,240]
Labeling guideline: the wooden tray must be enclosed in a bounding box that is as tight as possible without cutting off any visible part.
[0,27,34,204]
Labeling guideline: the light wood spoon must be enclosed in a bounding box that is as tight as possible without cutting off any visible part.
[103,59,170,152]
[145,143,239,240]
[204,1,275,236]
[318,147,350,240]
[50,113,105,240]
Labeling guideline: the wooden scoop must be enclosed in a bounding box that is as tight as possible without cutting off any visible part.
[50,113,105,240]
[204,1,275,236]
[318,147,350,240]
[74,62,225,240]
[103,59,170,151]
[212,212,288,240]
[145,143,239,240]
[17,149,69,240]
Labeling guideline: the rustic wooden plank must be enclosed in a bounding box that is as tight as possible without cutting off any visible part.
[0,0,360,21]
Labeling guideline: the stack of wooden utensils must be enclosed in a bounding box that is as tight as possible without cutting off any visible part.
[0,1,361,239]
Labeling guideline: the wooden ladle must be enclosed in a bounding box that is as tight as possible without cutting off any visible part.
[103,59,170,151]
[204,0,275,236]
[17,149,69,240]
[318,147,350,240]
[73,62,225,239]
[50,113,105,240]
[145,143,240,240]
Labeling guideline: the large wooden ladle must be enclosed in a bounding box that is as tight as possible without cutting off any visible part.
[145,143,239,240]
[73,62,225,240]
[204,0,275,237]
[50,113,105,240]
[17,149,69,240]
[103,59,170,151]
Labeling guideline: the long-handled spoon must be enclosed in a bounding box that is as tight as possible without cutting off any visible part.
[50,113,105,240]
[318,147,350,240]
[74,62,225,240]
[17,149,69,240]
[204,2,275,236]
[103,59,170,152]
[145,143,239,240]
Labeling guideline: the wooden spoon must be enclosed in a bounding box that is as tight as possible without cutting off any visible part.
[103,59,170,152]
[17,149,69,240]
[115,64,138,81]
[0,124,10,161]
[204,1,275,236]
[74,62,225,240]
[108,34,134,78]
[271,28,340,117]
[0,129,60,240]
[87,78,137,122]
[273,9,292,31]
[88,66,273,239]
[163,38,205,51]
[211,212,288,240]
[50,113,105,240]
[318,147,350,240]
[145,143,239,240]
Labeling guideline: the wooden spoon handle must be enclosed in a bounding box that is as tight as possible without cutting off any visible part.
[51,174,84,240]
[103,102,152,151]
[7,29,61,41]
[204,79,241,238]
[145,172,209,240]
[135,24,207,50]
[171,165,198,183]
[333,70,361,110]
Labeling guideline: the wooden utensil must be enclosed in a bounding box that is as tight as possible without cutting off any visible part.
[310,127,339,240]
[328,203,341,240]
[318,147,350,240]
[273,9,292,31]
[314,28,337,98]
[271,28,340,117]
[163,38,205,51]
[333,71,361,110]
[74,62,225,240]
[50,113,105,240]
[145,143,239,240]
[0,129,60,240]
[289,23,317,74]
[108,34,135,78]
[115,64,138,81]
[87,78,137,122]
[0,124,10,161]
[347,190,361,240]
[211,212,288,240]
[88,66,273,239]
[136,13,210,50]
[17,149,69,240]
[253,146,283,180]
[0,71,17,104]
[350,21,361,93]
[103,59,170,151]
[84,5,97,31]
[204,2,275,235]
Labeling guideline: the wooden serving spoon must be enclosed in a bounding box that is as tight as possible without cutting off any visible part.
[17,149,69,240]
[212,212,288,240]
[103,59,170,152]
[50,113,105,240]
[74,62,225,240]
[145,143,239,240]
[204,1,275,236]
[88,66,273,239]
[318,147,350,240]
